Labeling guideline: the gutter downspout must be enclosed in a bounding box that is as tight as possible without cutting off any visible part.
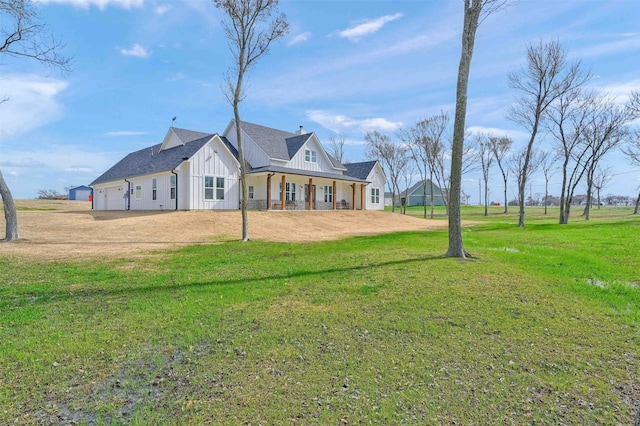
[171,170,178,211]
[123,178,131,210]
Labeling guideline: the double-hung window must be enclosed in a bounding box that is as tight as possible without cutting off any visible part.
[170,175,176,200]
[152,178,157,201]
[205,176,225,200]
[204,176,214,200]
[248,185,254,199]
[216,177,225,200]
[324,185,333,203]
[371,188,380,204]
[304,149,317,163]
[279,182,296,201]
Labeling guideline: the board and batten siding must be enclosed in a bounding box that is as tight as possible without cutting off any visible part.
[126,173,177,210]
[224,125,271,168]
[188,139,239,210]
[285,136,336,173]
[364,164,386,211]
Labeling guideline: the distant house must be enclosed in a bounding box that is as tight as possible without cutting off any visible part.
[386,180,445,207]
[90,120,386,211]
[68,185,92,201]
[404,179,445,206]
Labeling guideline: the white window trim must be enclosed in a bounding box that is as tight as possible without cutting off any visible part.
[304,149,317,163]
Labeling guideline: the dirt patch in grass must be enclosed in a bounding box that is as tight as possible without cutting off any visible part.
[1,200,446,261]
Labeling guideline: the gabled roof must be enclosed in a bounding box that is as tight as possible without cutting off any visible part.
[405,179,442,196]
[91,131,215,185]
[240,121,297,161]
[344,160,378,180]
[238,121,346,170]
[170,128,213,147]
[285,133,312,159]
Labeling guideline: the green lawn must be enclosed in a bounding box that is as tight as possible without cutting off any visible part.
[1,207,638,424]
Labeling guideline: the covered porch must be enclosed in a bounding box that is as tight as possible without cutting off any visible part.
[246,166,369,211]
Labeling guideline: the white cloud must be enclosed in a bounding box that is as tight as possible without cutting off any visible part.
[306,110,402,133]
[593,78,640,105]
[0,74,68,141]
[336,13,403,41]
[65,165,95,173]
[155,4,171,15]
[288,32,311,46]
[104,130,150,137]
[120,43,151,58]
[39,0,143,9]
[466,126,529,139]
[0,158,46,168]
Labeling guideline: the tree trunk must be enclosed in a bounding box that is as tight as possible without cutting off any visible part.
[0,169,19,242]
[483,178,489,216]
[634,191,640,215]
[582,173,593,220]
[445,0,481,258]
[233,103,250,242]
[503,177,508,214]
[544,179,548,215]
[429,175,435,219]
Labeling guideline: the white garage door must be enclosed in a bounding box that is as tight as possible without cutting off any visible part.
[105,186,124,210]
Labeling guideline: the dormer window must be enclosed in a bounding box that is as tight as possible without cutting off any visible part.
[305,149,317,163]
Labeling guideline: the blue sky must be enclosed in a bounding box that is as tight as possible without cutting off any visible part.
[1,0,639,202]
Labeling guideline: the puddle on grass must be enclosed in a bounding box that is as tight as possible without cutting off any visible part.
[486,247,521,253]
[585,278,639,289]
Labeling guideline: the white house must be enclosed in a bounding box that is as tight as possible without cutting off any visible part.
[91,120,386,212]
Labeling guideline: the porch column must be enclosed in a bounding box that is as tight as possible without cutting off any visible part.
[332,181,336,210]
[360,184,365,210]
[308,178,313,210]
[351,184,356,210]
[281,175,286,210]
[266,174,272,210]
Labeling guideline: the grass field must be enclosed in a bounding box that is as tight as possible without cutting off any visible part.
[1,206,639,424]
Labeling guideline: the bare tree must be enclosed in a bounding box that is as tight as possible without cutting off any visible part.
[365,130,408,213]
[591,165,613,209]
[507,39,590,227]
[488,135,512,213]
[446,0,507,258]
[400,112,449,218]
[214,0,289,242]
[539,150,555,215]
[509,147,544,208]
[622,90,640,214]
[1,0,72,242]
[401,123,430,218]
[327,133,347,164]
[477,134,493,216]
[547,87,593,224]
[581,95,630,220]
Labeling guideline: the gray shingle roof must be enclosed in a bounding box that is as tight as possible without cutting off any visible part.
[344,160,378,180]
[240,121,297,160]
[285,133,312,159]
[405,179,442,196]
[91,129,215,185]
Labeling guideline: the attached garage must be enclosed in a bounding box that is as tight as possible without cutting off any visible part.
[94,185,125,210]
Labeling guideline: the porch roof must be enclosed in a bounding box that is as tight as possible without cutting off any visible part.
[247,165,369,183]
